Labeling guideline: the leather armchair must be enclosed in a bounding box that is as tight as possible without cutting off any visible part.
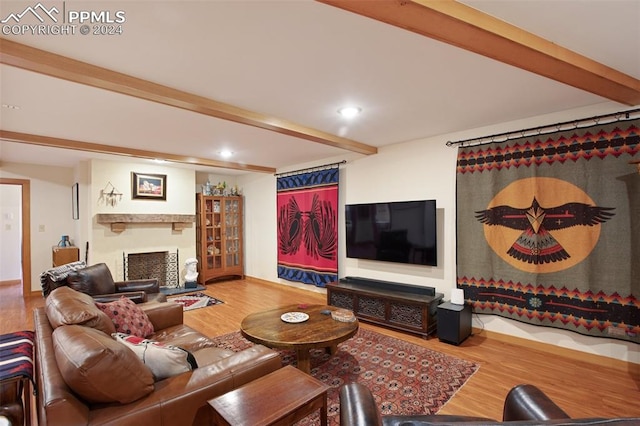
[45,263,167,303]
[339,382,636,425]
[502,383,570,421]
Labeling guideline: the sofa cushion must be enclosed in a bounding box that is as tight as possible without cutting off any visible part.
[150,324,217,352]
[52,325,154,404]
[113,333,198,381]
[190,346,235,367]
[45,286,115,335]
[95,297,154,337]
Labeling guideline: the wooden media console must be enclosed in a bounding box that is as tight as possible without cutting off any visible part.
[326,277,444,338]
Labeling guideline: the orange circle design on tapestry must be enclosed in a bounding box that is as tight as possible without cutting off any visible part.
[482,177,601,273]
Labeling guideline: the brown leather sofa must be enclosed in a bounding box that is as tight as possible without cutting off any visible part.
[340,382,640,425]
[42,262,167,303]
[34,286,282,426]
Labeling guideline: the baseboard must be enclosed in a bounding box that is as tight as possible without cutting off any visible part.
[244,275,326,294]
[473,327,639,374]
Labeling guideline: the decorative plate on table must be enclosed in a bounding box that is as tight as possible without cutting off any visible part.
[281,312,310,323]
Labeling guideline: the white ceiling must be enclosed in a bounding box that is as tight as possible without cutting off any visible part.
[1,0,639,175]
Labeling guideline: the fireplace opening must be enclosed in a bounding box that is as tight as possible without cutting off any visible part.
[123,250,179,288]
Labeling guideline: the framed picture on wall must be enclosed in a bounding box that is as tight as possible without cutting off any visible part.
[72,183,79,220]
[132,172,167,200]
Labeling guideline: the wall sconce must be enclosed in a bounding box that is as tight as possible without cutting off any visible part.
[630,159,640,174]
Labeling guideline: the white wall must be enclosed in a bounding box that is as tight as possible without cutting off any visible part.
[89,159,197,282]
[240,101,640,364]
[238,171,278,282]
[0,162,77,289]
[0,184,22,281]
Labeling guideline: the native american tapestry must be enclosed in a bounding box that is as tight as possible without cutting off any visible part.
[456,120,639,343]
[277,168,339,287]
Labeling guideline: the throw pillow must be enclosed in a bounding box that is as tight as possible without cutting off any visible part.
[95,297,154,337]
[45,286,116,335]
[113,333,198,381]
[53,325,154,404]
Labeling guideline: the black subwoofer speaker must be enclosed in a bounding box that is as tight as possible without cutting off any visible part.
[437,302,472,345]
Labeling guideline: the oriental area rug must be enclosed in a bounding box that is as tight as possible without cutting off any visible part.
[168,292,223,311]
[210,328,479,425]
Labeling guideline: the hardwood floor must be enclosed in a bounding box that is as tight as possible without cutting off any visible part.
[2,279,639,423]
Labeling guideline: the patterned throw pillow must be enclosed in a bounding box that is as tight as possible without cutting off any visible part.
[112,333,198,381]
[95,297,154,338]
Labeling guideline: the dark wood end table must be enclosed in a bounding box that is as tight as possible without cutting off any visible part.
[240,304,358,374]
[208,365,329,426]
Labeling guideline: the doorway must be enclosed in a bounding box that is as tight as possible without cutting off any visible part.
[0,178,31,297]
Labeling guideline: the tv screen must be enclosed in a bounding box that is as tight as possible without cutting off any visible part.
[345,200,437,266]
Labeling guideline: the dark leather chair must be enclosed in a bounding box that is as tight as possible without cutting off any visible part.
[338,382,638,425]
[43,263,167,303]
[502,383,570,421]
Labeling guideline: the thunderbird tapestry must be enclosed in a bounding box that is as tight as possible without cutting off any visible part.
[456,119,640,343]
[277,167,339,287]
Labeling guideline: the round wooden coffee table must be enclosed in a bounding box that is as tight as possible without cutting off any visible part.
[240,304,358,374]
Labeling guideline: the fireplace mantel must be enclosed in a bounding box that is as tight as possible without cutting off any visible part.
[96,214,196,233]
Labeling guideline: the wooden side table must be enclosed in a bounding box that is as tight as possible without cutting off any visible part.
[52,246,80,267]
[209,365,329,426]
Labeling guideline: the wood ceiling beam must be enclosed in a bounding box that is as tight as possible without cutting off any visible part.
[0,39,377,156]
[317,0,640,106]
[0,130,276,173]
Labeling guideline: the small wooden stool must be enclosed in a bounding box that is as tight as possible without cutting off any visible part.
[0,331,35,426]
[208,365,329,426]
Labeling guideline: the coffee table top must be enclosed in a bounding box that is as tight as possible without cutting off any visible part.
[240,304,358,351]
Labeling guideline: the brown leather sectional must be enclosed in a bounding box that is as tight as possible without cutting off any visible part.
[34,286,281,425]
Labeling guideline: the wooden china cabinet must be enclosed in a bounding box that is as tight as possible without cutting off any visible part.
[195,194,244,284]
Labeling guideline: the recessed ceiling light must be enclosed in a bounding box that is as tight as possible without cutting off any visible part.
[2,104,21,110]
[219,150,234,158]
[337,106,361,119]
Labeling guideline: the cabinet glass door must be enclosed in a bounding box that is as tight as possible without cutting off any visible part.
[205,198,223,270]
[224,198,241,267]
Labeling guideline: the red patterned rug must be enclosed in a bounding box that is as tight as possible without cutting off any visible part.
[210,328,479,425]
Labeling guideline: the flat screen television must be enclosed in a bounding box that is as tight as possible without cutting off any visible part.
[345,200,437,266]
